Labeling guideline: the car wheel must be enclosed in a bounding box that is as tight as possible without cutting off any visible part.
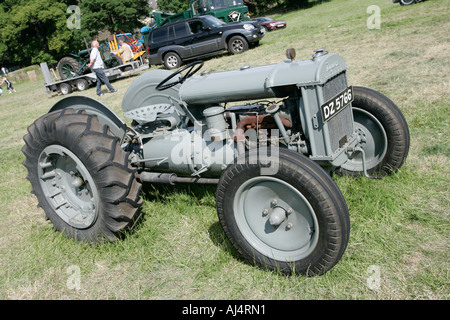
[228,36,249,54]
[164,52,182,70]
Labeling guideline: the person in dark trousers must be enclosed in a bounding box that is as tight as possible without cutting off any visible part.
[88,40,118,96]
[1,76,16,93]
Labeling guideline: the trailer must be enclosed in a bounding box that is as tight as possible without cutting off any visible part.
[40,60,149,95]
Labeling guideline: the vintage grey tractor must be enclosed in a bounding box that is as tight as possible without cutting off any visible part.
[22,48,409,276]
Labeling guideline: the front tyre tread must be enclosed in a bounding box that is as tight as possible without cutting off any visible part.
[340,86,410,176]
[216,148,350,276]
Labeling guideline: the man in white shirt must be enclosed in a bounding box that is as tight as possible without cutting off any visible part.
[88,40,117,96]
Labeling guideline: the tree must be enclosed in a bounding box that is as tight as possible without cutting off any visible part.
[0,0,76,66]
[157,0,189,13]
[243,0,311,14]
[0,0,150,67]
[79,0,150,37]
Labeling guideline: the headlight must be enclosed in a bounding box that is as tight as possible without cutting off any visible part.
[243,24,255,30]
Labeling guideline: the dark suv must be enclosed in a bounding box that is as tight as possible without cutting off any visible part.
[147,15,266,69]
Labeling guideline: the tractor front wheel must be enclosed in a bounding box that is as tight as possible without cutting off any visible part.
[216,148,350,276]
[339,86,410,176]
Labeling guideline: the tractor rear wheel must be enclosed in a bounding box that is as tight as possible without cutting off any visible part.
[22,109,143,243]
[107,54,123,68]
[57,57,82,80]
[216,148,350,276]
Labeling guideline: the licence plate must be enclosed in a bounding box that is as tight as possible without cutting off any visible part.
[320,86,354,123]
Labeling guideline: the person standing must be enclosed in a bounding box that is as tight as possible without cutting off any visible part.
[88,40,118,96]
[118,39,133,63]
[1,76,16,93]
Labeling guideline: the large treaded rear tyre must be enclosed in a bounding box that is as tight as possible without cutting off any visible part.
[216,148,350,276]
[22,109,143,243]
[57,56,82,80]
[106,54,123,68]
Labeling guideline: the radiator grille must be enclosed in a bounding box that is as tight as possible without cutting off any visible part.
[322,73,354,153]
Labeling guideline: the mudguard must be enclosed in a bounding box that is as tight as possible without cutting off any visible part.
[48,95,127,139]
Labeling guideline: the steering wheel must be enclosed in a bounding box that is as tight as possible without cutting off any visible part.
[155,60,204,91]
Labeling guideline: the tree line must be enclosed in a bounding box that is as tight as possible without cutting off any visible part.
[244,0,313,14]
[0,0,319,68]
[0,0,150,67]
[156,0,316,15]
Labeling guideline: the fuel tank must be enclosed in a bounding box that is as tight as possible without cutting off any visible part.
[179,53,348,105]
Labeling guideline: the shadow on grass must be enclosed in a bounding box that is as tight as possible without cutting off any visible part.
[140,182,217,205]
[140,182,247,263]
[208,221,245,263]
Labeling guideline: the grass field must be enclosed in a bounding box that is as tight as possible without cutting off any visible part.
[0,0,448,300]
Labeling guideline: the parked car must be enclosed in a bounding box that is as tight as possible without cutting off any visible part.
[147,15,266,69]
[251,17,287,31]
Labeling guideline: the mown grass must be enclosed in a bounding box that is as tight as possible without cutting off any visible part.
[0,0,448,300]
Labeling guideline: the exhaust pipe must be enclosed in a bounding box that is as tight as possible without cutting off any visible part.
[136,172,219,185]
